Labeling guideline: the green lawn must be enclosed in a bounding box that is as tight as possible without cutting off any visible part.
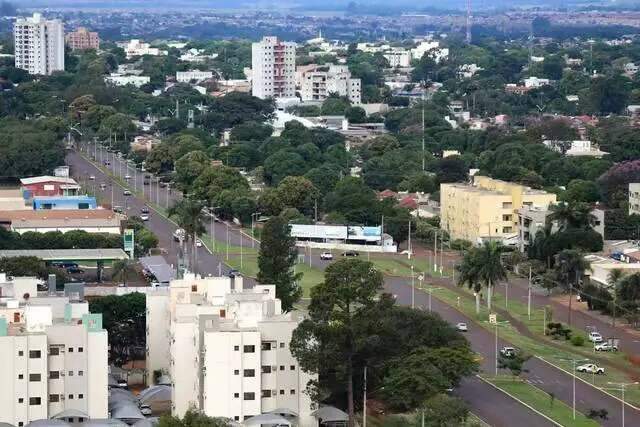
[486,376,599,426]
[367,254,453,278]
[429,285,640,406]
[203,234,259,256]
[295,263,325,297]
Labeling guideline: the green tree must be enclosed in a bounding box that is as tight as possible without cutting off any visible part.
[549,202,596,230]
[111,259,134,286]
[174,150,210,192]
[498,351,532,378]
[168,198,206,271]
[257,216,302,312]
[345,106,367,123]
[263,150,308,185]
[291,258,384,427]
[158,410,230,427]
[419,394,470,427]
[458,241,506,311]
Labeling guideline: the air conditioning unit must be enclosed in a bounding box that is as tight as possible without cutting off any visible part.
[271,366,277,371]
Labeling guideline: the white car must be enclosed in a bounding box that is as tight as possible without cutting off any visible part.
[140,213,150,221]
[456,322,468,332]
[140,404,152,416]
[195,239,203,248]
[124,175,131,180]
[594,342,618,352]
[320,252,334,260]
[89,175,96,180]
[577,363,605,375]
[588,331,603,343]
[123,189,132,196]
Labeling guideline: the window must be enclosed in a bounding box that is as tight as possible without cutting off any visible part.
[18,423,23,427]
[234,369,239,375]
[261,342,271,351]
[191,285,197,292]
[502,214,512,221]
[279,342,285,348]
[261,390,272,398]
[220,309,226,318]
[29,397,41,405]
[29,374,41,382]
[49,371,59,379]
[234,417,239,421]
[68,347,73,353]
[68,394,74,400]
[18,350,23,356]
[290,389,296,395]
[280,365,285,371]
[261,365,272,374]
[49,394,59,403]
[78,347,83,353]
[78,370,84,376]
[233,393,239,398]
[290,365,296,370]
[49,347,59,356]
[18,374,23,380]
[29,350,41,359]
[78,203,89,210]
[233,345,239,351]
[243,392,255,401]
[68,371,74,377]
[502,227,513,234]
[502,202,513,209]
[244,369,255,377]
[279,390,284,395]
[78,394,83,399]
[18,398,24,403]
[243,345,255,353]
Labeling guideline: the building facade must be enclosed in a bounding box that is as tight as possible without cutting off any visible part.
[0,283,108,426]
[630,183,640,216]
[20,176,80,198]
[252,37,296,99]
[383,50,411,68]
[300,65,361,105]
[65,27,99,51]
[176,71,213,83]
[14,13,65,76]
[441,176,557,245]
[146,274,315,425]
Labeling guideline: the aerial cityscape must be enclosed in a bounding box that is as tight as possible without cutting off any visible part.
[2,0,640,426]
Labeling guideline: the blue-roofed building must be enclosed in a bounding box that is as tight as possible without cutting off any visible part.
[32,195,97,210]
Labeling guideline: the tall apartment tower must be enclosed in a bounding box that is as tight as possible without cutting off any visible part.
[251,36,296,99]
[14,13,65,76]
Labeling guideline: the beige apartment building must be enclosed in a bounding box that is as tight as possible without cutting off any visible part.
[65,27,99,51]
[441,176,557,245]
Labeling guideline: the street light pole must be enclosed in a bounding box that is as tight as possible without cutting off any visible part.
[411,266,415,309]
[528,266,532,320]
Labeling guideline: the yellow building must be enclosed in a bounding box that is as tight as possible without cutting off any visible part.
[440,176,557,244]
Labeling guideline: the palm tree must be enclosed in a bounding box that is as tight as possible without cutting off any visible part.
[549,201,596,230]
[168,198,206,274]
[112,259,132,286]
[555,249,590,326]
[607,269,625,327]
[457,249,482,314]
[475,241,507,311]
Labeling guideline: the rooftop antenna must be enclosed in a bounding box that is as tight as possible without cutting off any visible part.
[466,0,472,44]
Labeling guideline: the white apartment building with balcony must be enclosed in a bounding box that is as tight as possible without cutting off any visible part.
[251,37,296,99]
[146,274,315,425]
[14,13,65,76]
[0,276,108,426]
[300,64,361,104]
[383,50,411,68]
[176,70,213,83]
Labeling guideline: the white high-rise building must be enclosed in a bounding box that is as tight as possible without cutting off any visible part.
[14,13,65,76]
[0,275,108,426]
[300,64,361,105]
[252,36,296,99]
[146,274,315,425]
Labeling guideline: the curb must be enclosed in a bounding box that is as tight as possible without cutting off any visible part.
[536,356,640,412]
[476,375,563,427]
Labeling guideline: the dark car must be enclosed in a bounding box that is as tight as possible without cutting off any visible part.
[227,269,241,278]
[51,261,78,269]
[141,206,150,214]
[66,266,84,274]
[342,251,360,257]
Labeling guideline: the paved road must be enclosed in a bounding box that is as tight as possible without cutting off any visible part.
[387,276,640,427]
[69,147,640,426]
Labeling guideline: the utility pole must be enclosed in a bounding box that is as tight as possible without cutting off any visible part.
[411,266,415,309]
[528,266,532,320]
[421,81,426,171]
[433,231,438,273]
[363,366,368,427]
[407,220,412,260]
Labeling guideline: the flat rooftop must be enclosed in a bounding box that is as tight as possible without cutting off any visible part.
[0,249,129,261]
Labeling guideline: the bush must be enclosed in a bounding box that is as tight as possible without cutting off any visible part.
[547,322,572,340]
[571,335,585,346]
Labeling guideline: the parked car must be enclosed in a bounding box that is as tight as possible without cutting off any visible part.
[500,347,517,358]
[140,404,152,416]
[89,175,95,180]
[100,183,107,190]
[342,251,359,257]
[116,379,128,388]
[320,252,334,260]
[594,342,618,352]
[173,228,186,242]
[588,331,603,343]
[66,266,84,274]
[124,175,131,180]
[123,189,132,196]
[141,206,150,214]
[227,269,240,278]
[577,363,605,374]
[113,206,124,214]
[143,180,150,185]
[140,213,150,221]
[456,322,468,332]
[51,261,78,269]
[195,238,203,247]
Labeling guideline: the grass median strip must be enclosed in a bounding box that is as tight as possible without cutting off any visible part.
[483,376,598,426]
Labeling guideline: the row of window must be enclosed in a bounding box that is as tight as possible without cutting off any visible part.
[232,389,296,400]
[234,365,296,377]
[18,346,83,358]
[17,370,84,380]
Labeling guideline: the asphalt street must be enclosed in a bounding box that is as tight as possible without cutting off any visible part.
[68,146,640,426]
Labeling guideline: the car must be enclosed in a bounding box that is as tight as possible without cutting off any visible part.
[140,404,152,416]
[456,322,468,332]
[66,266,84,274]
[51,261,78,269]
[195,238,203,248]
[104,161,110,166]
[123,189,132,196]
[124,175,131,180]
[116,379,128,388]
[320,252,334,260]
[577,363,605,374]
[227,269,240,278]
[595,342,618,352]
[173,228,186,242]
[141,206,150,214]
[113,206,124,214]
[159,181,168,188]
[140,213,150,221]
[143,180,150,185]
[342,251,359,257]
[100,183,107,190]
[588,331,603,343]
[500,346,517,358]
[89,175,95,180]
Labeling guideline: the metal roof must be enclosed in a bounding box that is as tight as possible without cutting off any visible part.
[0,249,129,261]
[139,256,175,284]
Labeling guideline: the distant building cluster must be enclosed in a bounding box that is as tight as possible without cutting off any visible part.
[65,27,100,51]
